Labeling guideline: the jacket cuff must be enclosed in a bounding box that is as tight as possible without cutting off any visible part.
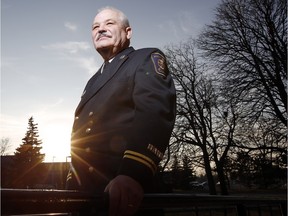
[118,155,155,191]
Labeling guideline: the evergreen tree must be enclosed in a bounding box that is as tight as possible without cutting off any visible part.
[182,155,194,189]
[171,154,195,190]
[12,116,45,188]
[171,154,181,188]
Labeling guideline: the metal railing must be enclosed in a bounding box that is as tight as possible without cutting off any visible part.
[1,189,286,216]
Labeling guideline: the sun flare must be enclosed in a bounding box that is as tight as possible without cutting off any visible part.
[41,124,71,162]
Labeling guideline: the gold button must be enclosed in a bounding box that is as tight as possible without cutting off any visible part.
[88,120,93,126]
[89,112,93,116]
[88,166,94,172]
[86,128,91,133]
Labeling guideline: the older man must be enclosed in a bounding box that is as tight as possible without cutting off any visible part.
[68,7,176,216]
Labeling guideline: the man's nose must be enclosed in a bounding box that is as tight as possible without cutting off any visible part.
[98,29,106,34]
[97,24,107,33]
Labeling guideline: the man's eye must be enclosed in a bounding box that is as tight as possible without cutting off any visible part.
[92,25,99,30]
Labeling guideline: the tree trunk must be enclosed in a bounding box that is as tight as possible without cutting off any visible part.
[216,161,229,195]
[203,150,216,195]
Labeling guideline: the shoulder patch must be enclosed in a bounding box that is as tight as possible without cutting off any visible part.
[151,52,168,78]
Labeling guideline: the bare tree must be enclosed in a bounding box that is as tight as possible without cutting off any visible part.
[234,116,287,171]
[163,0,286,194]
[165,40,240,195]
[197,0,287,127]
[165,41,216,194]
[196,0,287,185]
[1,137,11,156]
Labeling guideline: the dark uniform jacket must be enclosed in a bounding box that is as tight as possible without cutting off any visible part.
[68,47,176,193]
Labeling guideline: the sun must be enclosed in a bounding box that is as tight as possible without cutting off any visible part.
[41,124,71,162]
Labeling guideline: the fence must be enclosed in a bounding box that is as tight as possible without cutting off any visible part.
[1,189,286,216]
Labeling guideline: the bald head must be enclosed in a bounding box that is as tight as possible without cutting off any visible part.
[91,7,132,61]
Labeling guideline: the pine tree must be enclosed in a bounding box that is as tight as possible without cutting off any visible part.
[12,116,45,188]
[171,154,181,188]
[182,155,194,189]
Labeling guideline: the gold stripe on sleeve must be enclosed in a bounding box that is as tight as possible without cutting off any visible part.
[124,150,157,174]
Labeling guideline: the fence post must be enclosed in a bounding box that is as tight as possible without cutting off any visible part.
[236,204,246,216]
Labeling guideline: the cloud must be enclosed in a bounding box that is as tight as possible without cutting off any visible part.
[178,11,203,36]
[1,57,19,69]
[64,22,78,31]
[0,98,73,156]
[41,41,99,75]
[42,41,90,54]
[157,21,181,41]
[61,55,99,76]
[157,10,209,42]
[76,57,99,75]
[0,113,28,154]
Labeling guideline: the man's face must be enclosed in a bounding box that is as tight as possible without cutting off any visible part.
[92,9,132,56]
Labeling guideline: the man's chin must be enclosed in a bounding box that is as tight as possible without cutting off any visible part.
[96,45,112,52]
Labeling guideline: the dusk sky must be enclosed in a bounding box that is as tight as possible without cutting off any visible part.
[1,0,221,162]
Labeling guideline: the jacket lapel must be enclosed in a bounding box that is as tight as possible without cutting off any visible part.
[75,47,134,114]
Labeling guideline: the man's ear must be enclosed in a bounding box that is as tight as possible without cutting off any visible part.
[126,27,132,39]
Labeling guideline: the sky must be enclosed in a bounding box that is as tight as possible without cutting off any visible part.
[1,0,221,162]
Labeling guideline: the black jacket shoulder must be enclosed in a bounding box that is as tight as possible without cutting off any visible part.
[134,47,165,55]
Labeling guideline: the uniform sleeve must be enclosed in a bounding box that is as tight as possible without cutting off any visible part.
[118,49,176,191]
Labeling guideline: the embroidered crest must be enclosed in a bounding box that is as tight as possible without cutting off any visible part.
[147,144,164,160]
[151,53,168,78]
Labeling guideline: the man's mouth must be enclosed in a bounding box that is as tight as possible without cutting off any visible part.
[97,33,111,41]
[98,36,108,40]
